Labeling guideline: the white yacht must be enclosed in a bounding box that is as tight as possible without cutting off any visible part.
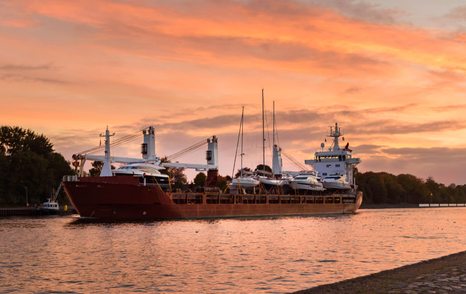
[322,174,352,190]
[258,176,287,187]
[231,175,260,188]
[113,163,170,189]
[289,172,325,191]
[305,123,361,191]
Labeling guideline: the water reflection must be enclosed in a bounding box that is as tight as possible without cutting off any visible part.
[0,208,465,293]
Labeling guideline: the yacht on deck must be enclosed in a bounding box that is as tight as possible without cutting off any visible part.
[289,171,325,191]
[321,174,352,190]
[113,163,170,190]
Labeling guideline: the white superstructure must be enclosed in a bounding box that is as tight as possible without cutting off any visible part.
[73,126,219,177]
[304,123,360,190]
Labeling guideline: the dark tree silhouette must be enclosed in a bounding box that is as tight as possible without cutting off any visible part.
[0,126,74,205]
[193,172,206,187]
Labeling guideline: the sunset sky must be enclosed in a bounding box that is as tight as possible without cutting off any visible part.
[1,0,466,183]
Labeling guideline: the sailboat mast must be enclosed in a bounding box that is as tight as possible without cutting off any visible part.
[262,89,265,171]
[240,106,244,177]
[272,100,275,147]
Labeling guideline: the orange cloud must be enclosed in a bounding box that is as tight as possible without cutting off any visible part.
[1,0,466,183]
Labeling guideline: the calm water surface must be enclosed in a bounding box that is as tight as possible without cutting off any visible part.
[1,208,465,293]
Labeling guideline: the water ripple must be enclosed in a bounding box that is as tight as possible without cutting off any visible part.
[0,208,465,293]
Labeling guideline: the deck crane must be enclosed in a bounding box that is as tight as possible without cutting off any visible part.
[72,126,218,177]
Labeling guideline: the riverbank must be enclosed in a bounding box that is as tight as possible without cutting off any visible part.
[360,203,418,209]
[0,207,75,217]
[295,251,466,293]
[361,203,466,209]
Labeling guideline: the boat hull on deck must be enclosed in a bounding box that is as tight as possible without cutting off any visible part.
[63,177,363,221]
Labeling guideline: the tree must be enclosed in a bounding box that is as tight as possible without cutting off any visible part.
[217,175,231,191]
[0,126,74,205]
[160,157,188,190]
[88,161,116,177]
[255,164,272,173]
[168,167,187,190]
[193,172,206,187]
[234,167,252,178]
[0,126,53,157]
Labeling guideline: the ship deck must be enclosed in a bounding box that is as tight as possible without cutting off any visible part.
[169,192,357,205]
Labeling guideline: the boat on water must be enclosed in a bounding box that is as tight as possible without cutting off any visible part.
[39,183,64,215]
[63,103,362,221]
[40,198,60,214]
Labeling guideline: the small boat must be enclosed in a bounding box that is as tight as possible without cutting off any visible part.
[289,172,325,191]
[40,198,60,214]
[322,174,351,190]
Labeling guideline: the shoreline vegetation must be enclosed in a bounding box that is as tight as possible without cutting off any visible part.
[0,126,73,207]
[356,171,466,205]
[1,126,465,207]
[294,250,466,293]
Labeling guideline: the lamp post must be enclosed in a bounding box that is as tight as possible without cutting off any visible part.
[24,186,29,207]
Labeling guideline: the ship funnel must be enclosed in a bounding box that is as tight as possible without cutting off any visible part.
[272,144,282,176]
[206,136,218,169]
[142,126,156,160]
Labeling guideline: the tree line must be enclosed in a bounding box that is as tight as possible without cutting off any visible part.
[0,126,74,206]
[356,171,466,204]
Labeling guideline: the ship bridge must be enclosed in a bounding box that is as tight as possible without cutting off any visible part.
[304,123,360,185]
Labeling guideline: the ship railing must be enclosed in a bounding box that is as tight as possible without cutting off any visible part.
[62,175,78,182]
[169,192,348,205]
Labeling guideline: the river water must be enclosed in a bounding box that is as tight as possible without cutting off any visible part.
[0,207,465,293]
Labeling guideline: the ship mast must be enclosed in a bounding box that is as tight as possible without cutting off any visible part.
[262,89,265,172]
[329,122,342,151]
[232,106,245,178]
[240,106,244,177]
[272,100,283,177]
[272,100,275,147]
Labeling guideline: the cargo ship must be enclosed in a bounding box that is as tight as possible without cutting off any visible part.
[63,119,362,220]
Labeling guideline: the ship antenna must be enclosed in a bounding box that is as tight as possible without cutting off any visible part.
[241,106,244,177]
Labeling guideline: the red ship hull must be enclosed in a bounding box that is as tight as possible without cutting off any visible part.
[63,177,363,221]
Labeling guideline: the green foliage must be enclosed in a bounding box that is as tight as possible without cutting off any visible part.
[0,126,53,156]
[169,167,187,190]
[0,126,74,205]
[217,175,231,191]
[159,157,188,190]
[356,171,466,204]
[255,164,272,173]
[89,161,103,177]
[88,161,115,177]
[193,172,206,187]
[234,167,252,178]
